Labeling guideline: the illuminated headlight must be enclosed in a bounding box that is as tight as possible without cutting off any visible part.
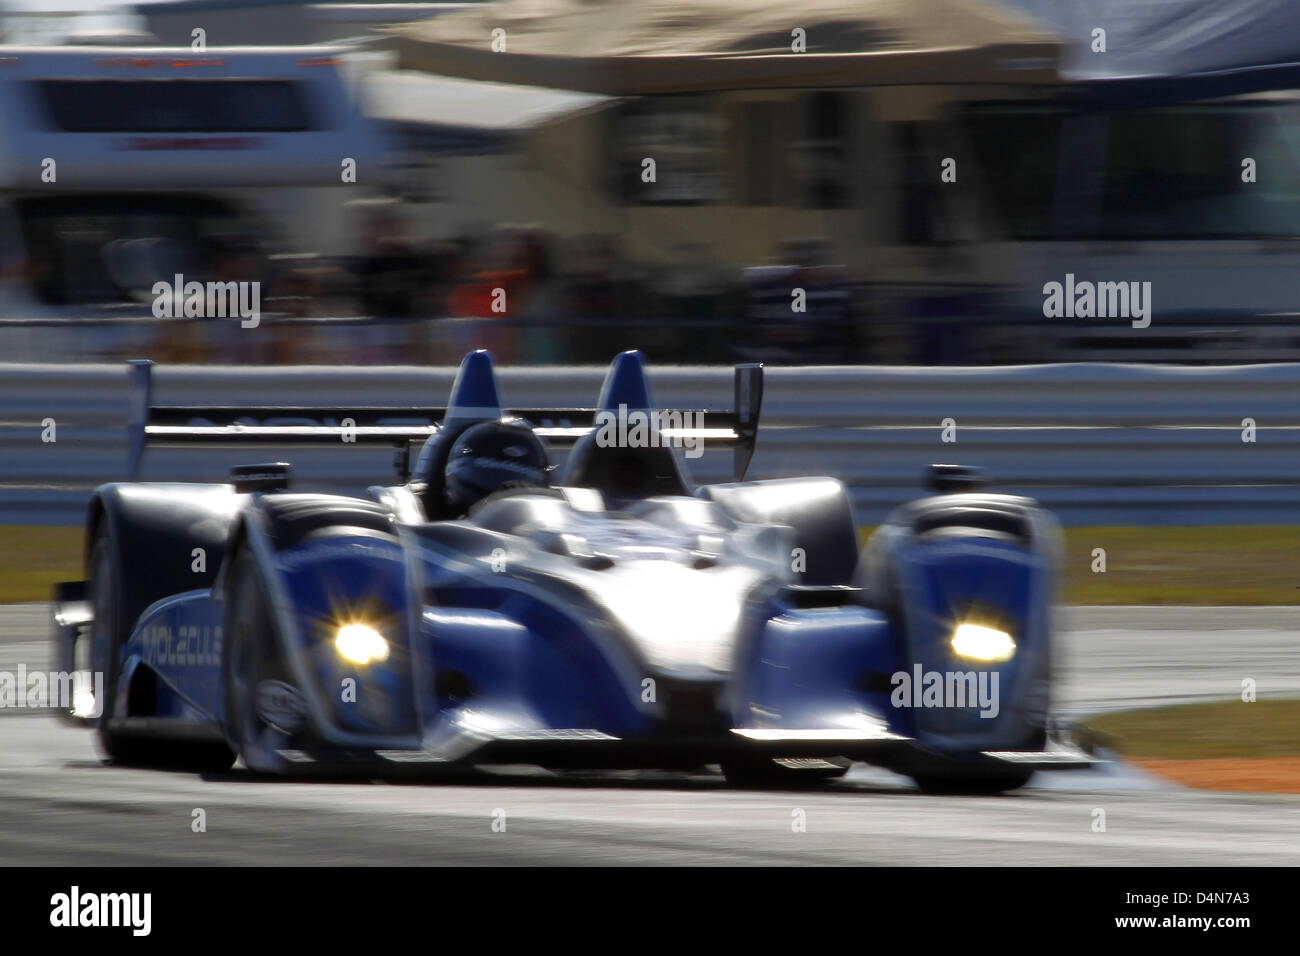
[950,623,1015,662]
[335,623,389,665]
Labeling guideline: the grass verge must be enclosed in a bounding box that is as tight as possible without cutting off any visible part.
[1083,700,1300,793]
[1061,525,1300,605]
[1085,700,1300,759]
[0,526,83,605]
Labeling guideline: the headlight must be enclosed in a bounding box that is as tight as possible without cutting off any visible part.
[335,623,389,665]
[950,622,1015,662]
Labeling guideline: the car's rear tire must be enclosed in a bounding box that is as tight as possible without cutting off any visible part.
[88,526,235,772]
[720,755,851,788]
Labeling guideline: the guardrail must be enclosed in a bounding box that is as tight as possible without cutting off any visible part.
[2,362,1298,526]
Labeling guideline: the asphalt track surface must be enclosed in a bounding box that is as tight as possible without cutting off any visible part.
[1,603,1298,865]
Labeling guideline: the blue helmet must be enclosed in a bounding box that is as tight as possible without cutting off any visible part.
[443,418,549,516]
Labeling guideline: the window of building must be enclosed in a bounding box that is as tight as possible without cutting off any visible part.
[613,95,724,205]
[787,91,851,209]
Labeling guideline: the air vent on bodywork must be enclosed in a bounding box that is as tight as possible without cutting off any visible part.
[258,493,396,550]
[231,462,291,493]
[536,531,616,570]
[925,463,987,493]
[912,503,1034,547]
[780,585,862,608]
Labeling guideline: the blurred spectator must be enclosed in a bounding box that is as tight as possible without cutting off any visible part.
[516,226,568,363]
[423,236,472,318]
[355,199,423,319]
[563,232,638,362]
[569,233,627,318]
[446,224,568,362]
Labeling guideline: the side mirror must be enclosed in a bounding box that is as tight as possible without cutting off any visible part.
[925,463,987,494]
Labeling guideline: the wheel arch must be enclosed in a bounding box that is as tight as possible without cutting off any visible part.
[86,482,243,640]
[698,477,860,586]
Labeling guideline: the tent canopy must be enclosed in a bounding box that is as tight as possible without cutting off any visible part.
[364,70,611,131]
[389,0,1062,94]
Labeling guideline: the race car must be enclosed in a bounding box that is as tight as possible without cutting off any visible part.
[52,349,1091,791]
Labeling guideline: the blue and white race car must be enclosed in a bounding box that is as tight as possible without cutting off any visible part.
[53,350,1090,791]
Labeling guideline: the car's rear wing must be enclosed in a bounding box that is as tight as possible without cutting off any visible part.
[126,359,764,482]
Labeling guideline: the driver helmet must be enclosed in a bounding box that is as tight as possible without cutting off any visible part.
[443,418,549,517]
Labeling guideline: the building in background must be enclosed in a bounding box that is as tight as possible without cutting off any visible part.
[382,0,1300,363]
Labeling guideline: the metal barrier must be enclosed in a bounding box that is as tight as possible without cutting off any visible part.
[2,362,1299,526]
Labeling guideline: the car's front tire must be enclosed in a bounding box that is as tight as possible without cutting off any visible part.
[222,545,303,774]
